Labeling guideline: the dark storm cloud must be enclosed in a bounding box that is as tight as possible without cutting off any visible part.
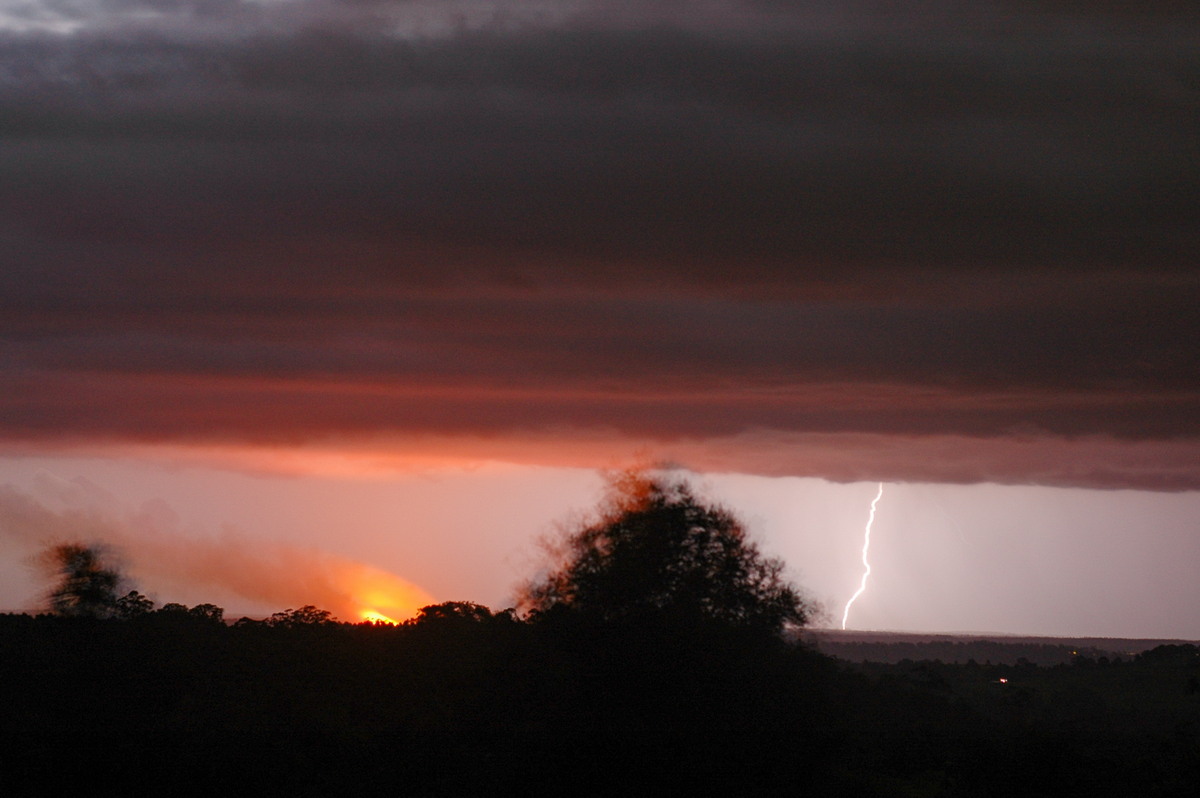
[1,1,1197,488]
[3,1,1194,272]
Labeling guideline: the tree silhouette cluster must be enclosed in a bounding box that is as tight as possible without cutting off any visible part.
[521,470,813,634]
[265,605,335,628]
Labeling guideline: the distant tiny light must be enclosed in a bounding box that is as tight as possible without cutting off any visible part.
[998,677,1008,684]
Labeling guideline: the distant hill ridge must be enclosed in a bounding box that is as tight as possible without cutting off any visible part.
[801,628,1200,666]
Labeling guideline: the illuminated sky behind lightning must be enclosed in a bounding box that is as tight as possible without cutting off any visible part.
[2,456,1199,639]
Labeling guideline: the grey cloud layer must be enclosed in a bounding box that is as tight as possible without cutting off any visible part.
[2,1,1197,487]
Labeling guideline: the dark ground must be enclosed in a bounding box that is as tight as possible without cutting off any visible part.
[2,611,1198,797]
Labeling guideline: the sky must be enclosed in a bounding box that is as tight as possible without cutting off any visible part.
[1,1,1197,637]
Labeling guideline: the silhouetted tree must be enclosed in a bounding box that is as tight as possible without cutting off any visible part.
[42,543,123,619]
[114,590,154,619]
[413,601,494,626]
[267,605,335,627]
[188,603,225,624]
[519,470,813,635]
[147,602,225,625]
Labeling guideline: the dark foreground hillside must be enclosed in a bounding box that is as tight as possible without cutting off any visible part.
[0,610,845,796]
[2,610,1199,797]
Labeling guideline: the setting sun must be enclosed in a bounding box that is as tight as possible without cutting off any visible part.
[340,565,434,624]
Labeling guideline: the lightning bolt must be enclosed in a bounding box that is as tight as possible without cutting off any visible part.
[841,482,884,630]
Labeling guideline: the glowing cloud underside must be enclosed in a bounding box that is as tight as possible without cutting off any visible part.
[841,482,884,631]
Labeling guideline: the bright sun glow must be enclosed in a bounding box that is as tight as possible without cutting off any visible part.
[337,565,435,624]
[361,610,398,624]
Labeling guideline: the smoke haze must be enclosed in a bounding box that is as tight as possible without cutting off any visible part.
[0,476,433,620]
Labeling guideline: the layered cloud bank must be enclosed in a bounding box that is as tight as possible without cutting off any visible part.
[2,1,1196,489]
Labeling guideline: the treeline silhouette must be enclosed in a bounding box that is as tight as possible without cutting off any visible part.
[2,607,1198,796]
[3,472,1198,795]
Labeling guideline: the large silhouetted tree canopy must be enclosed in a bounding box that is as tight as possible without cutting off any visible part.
[520,470,813,634]
[42,543,122,619]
